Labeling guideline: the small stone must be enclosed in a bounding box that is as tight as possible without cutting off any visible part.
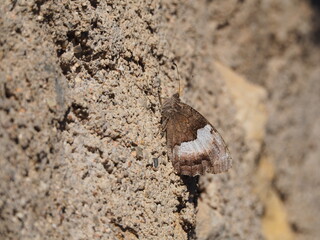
[136,147,143,160]
[153,158,159,168]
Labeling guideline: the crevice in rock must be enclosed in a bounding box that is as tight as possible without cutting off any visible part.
[110,219,139,239]
[71,103,89,121]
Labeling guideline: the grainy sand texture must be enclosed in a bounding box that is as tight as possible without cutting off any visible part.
[1,1,320,239]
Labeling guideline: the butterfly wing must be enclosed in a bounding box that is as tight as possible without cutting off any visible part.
[164,101,232,176]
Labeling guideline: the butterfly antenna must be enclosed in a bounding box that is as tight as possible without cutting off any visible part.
[158,83,162,108]
[173,62,182,97]
[157,63,163,108]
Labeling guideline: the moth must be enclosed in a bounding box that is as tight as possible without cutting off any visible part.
[161,93,232,176]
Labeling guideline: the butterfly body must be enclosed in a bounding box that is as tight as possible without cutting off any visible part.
[161,94,232,176]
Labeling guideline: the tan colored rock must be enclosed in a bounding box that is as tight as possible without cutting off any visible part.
[215,61,267,153]
[256,156,295,240]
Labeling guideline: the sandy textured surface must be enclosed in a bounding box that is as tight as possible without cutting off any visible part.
[1,0,320,239]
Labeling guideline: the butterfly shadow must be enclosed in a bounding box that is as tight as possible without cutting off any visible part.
[180,175,200,208]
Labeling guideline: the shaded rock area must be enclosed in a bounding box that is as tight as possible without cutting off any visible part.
[1,0,319,239]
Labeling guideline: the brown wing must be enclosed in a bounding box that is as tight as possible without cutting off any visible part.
[165,102,208,149]
[165,102,232,176]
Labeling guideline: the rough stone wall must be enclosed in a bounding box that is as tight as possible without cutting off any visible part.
[1,0,319,240]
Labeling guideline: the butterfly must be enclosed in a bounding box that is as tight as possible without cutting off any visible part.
[161,93,232,176]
